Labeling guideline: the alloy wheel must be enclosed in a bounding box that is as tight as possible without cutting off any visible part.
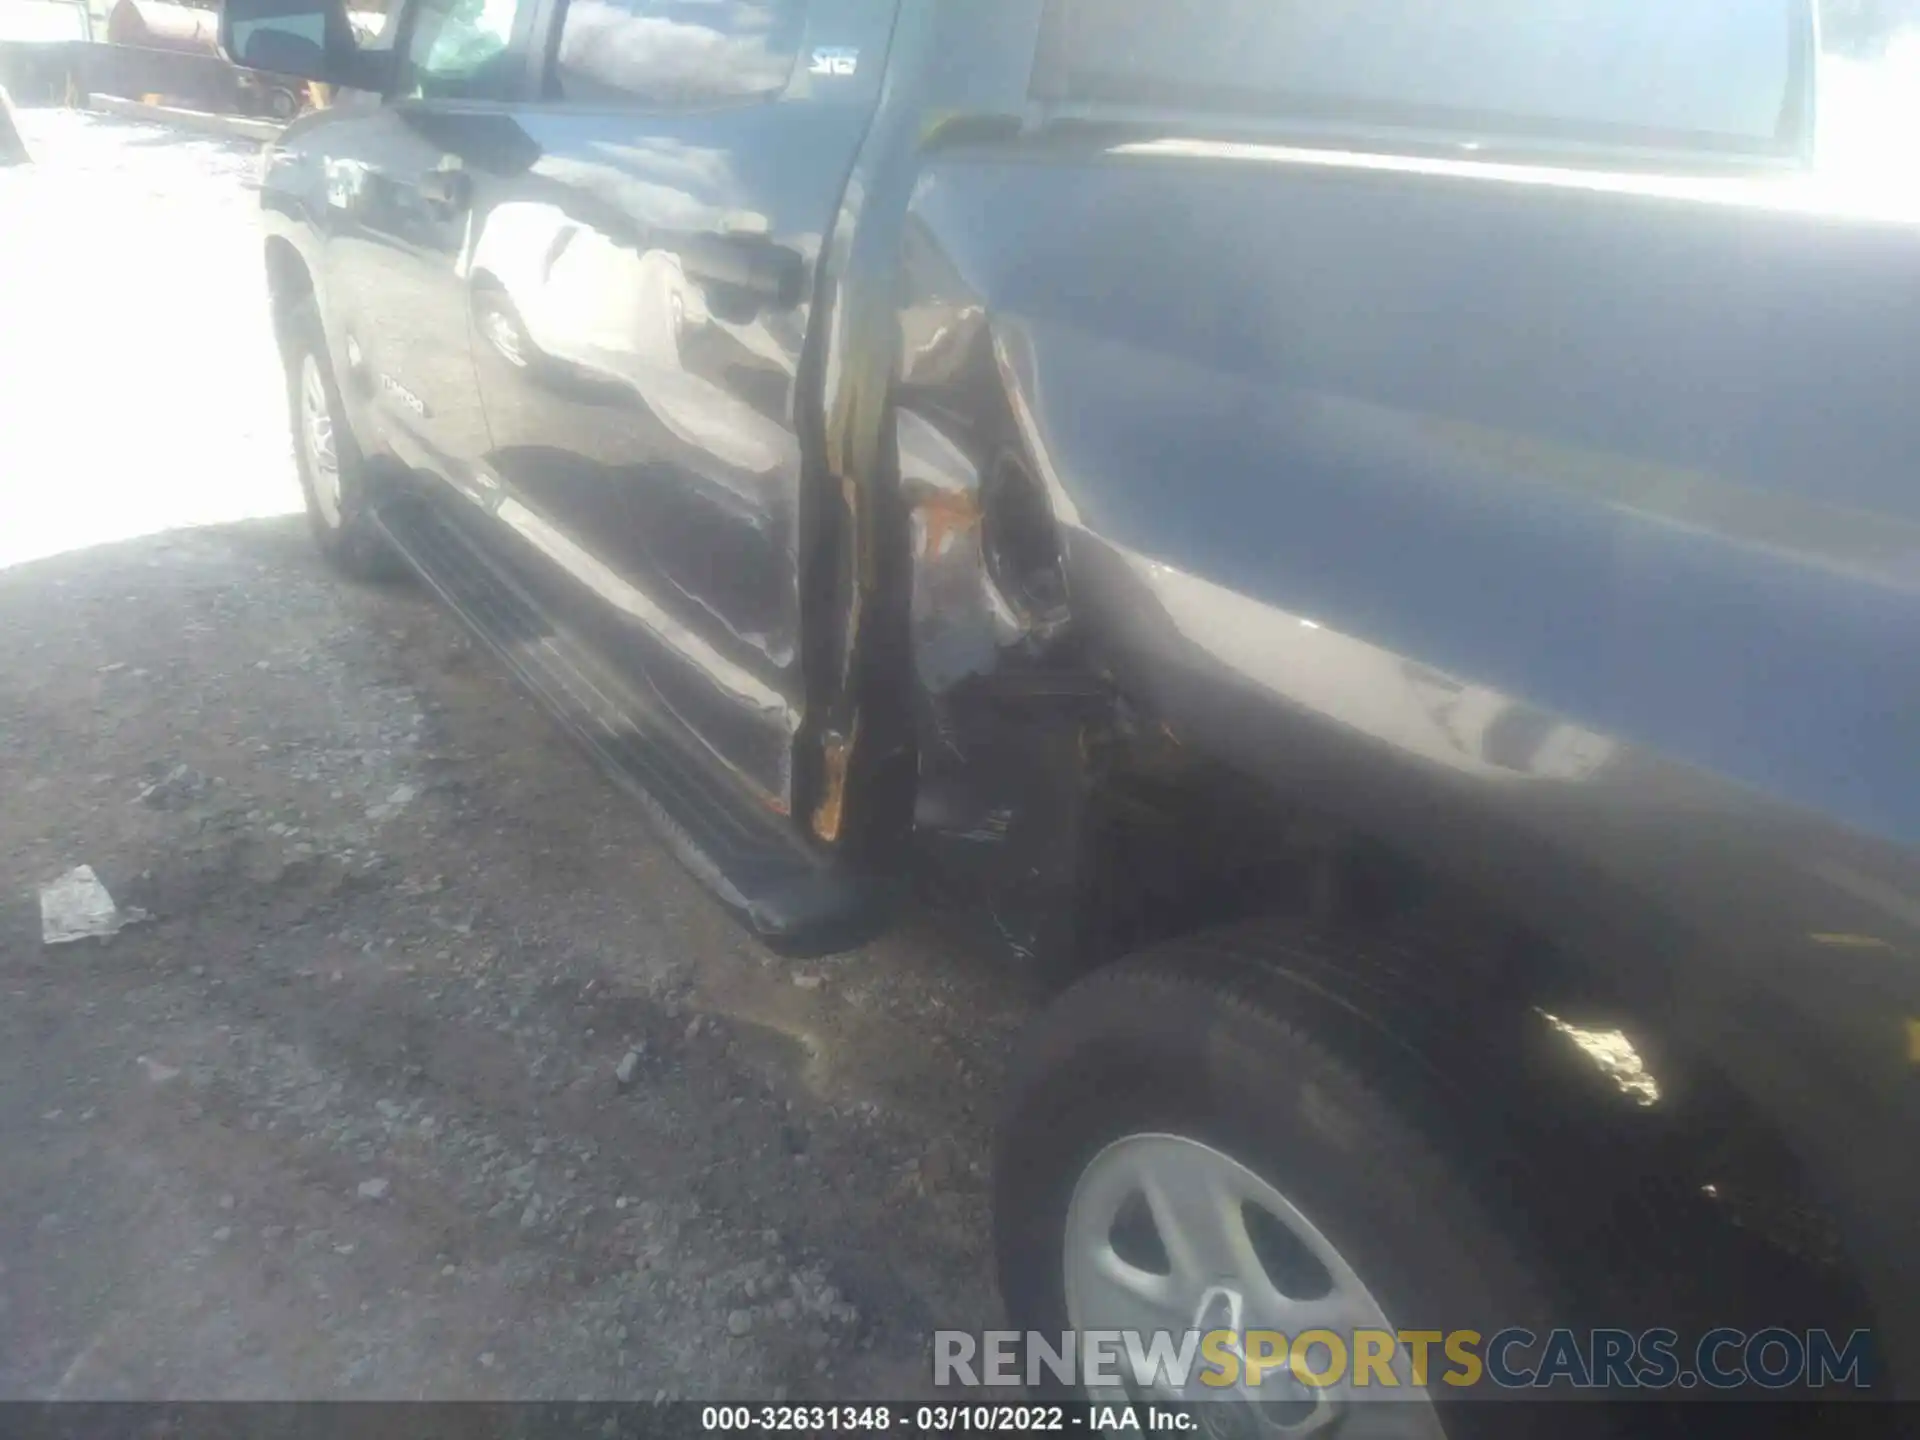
[300,353,343,530]
[1064,1133,1446,1438]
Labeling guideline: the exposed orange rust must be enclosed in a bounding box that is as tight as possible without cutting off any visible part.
[913,489,981,559]
[810,728,855,843]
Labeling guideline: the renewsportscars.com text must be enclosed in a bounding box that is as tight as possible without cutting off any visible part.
[933,1327,1878,1393]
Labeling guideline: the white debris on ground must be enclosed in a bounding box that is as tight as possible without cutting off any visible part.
[38,864,131,944]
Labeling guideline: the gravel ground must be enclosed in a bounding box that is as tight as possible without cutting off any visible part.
[0,110,1031,1402]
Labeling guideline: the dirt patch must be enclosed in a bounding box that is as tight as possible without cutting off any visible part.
[0,518,1037,1399]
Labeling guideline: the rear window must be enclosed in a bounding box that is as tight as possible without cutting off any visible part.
[1034,0,1811,160]
[551,0,805,109]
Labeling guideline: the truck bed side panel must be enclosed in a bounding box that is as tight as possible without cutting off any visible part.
[896,141,1920,1381]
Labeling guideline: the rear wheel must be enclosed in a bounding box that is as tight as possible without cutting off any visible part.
[284,299,403,581]
[475,289,532,370]
[995,926,1578,1438]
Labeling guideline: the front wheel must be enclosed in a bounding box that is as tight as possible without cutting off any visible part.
[994,927,1567,1437]
[284,299,403,581]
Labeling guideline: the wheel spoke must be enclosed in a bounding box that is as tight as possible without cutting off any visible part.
[1133,1142,1247,1287]
[1084,1242,1184,1330]
[1227,1245,1376,1341]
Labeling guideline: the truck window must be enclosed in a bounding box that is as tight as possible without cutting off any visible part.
[549,0,805,108]
[1033,0,1811,162]
[402,0,532,99]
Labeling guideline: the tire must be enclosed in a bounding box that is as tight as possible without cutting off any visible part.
[994,923,1594,1437]
[283,299,404,582]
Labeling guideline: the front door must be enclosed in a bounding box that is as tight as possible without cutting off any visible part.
[466,0,899,817]
[322,0,543,494]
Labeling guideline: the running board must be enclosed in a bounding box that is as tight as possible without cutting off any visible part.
[374,496,891,956]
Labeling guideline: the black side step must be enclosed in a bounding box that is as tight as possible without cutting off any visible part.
[374,496,892,957]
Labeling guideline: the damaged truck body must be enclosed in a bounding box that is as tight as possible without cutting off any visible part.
[226,0,1918,1420]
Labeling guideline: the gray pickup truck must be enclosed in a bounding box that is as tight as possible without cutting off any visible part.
[221,0,1917,1423]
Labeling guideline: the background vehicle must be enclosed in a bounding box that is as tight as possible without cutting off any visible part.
[0,0,92,104]
[103,0,209,43]
[234,61,306,116]
[221,0,1920,1422]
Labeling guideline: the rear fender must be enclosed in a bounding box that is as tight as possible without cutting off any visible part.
[893,144,1920,1389]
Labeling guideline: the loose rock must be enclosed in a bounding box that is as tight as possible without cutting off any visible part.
[921,1144,957,1187]
[137,764,210,810]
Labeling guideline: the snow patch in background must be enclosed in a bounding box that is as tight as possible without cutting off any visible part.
[1819,29,1920,187]
[0,111,302,573]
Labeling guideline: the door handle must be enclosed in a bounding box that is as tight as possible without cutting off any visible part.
[417,169,472,212]
[680,233,802,308]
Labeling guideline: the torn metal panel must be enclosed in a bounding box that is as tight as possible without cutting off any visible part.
[897,400,1109,969]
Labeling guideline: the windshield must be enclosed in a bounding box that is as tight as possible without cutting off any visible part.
[1035,0,1811,161]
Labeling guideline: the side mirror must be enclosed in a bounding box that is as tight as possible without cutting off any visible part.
[235,22,325,76]
[219,0,388,91]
